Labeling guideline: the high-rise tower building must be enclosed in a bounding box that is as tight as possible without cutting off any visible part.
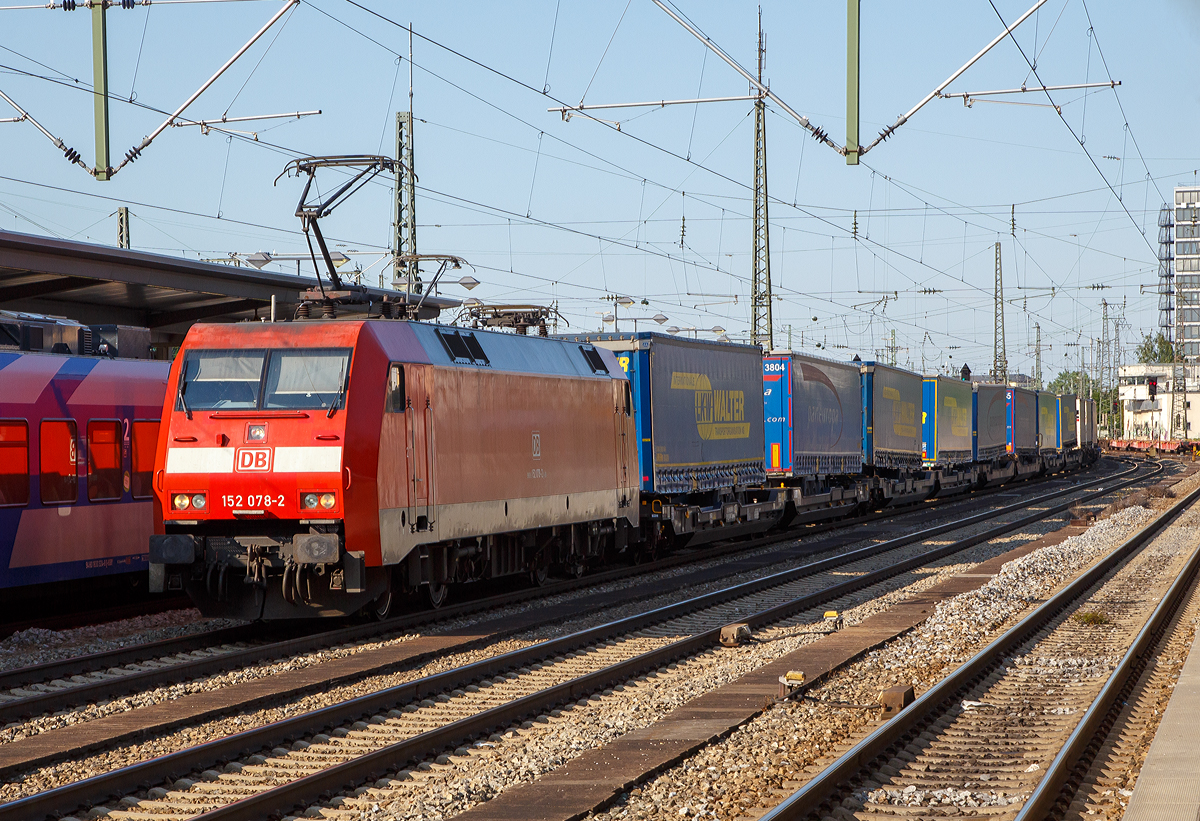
[1176,185,1200,359]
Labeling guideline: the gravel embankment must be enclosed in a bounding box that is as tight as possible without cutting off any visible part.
[292,499,1152,820]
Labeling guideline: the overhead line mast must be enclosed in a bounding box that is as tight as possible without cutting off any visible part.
[993,242,1006,383]
[751,8,772,351]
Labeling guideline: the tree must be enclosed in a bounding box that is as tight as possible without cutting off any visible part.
[1136,332,1175,364]
[1048,370,1084,396]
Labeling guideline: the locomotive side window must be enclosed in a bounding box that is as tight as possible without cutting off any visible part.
[435,330,489,365]
[130,420,160,499]
[0,420,29,507]
[385,364,406,412]
[39,419,77,505]
[87,420,122,502]
[177,350,266,410]
[263,348,352,410]
[580,346,609,374]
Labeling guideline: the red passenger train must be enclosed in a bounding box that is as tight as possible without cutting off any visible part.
[149,319,638,620]
[0,326,168,605]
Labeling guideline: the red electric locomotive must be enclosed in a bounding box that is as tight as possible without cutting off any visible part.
[149,318,639,620]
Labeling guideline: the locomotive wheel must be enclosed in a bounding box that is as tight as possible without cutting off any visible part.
[369,578,394,621]
[424,581,448,609]
[529,564,549,587]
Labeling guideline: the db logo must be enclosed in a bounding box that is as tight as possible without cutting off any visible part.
[235,447,272,472]
[531,431,541,460]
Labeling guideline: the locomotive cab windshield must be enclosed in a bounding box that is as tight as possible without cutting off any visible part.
[176,348,351,411]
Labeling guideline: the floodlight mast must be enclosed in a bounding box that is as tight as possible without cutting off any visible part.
[276,155,398,295]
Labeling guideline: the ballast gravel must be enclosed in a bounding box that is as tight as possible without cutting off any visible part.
[0,610,239,675]
[594,503,1166,821]
[0,475,1109,747]
[1,479,1097,804]
[0,462,1142,811]
[286,498,1141,821]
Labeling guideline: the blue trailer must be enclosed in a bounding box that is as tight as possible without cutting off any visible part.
[973,383,1008,463]
[861,362,923,470]
[564,332,783,545]
[764,352,863,478]
[922,375,973,467]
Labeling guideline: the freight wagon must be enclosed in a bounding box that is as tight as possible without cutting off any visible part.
[762,352,863,522]
[973,383,1012,484]
[569,333,785,548]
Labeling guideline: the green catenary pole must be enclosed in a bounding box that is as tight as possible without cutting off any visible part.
[92,0,111,180]
[846,0,860,166]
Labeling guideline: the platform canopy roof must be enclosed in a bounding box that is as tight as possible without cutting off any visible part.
[0,229,458,339]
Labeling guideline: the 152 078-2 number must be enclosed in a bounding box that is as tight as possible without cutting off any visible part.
[222,494,286,508]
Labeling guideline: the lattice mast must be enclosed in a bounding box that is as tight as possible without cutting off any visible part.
[116,206,130,249]
[1100,299,1109,427]
[750,9,773,350]
[993,242,1006,382]
[393,28,420,293]
[392,112,419,293]
[1034,322,1042,390]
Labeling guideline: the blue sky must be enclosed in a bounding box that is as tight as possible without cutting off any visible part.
[1,1,1198,381]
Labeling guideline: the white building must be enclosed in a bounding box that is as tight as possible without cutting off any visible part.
[1118,362,1199,440]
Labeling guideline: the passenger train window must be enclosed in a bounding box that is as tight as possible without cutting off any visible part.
[130,420,159,499]
[0,420,29,507]
[39,419,77,505]
[385,364,406,412]
[87,420,123,501]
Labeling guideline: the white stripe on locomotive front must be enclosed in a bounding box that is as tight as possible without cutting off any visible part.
[165,446,342,474]
[273,446,342,473]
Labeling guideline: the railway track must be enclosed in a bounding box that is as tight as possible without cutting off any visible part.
[0,461,1128,734]
[756,466,1200,821]
[0,460,1160,821]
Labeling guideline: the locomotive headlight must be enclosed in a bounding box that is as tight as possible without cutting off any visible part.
[302,493,319,509]
[172,493,191,510]
[247,424,267,442]
[191,494,206,510]
[319,493,336,509]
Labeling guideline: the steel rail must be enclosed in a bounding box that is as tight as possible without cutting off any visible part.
[0,462,1118,725]
[1016,495,1200,819]
[2,461,1150,820]
[758,469,1198,821]
[161,461,1161,821]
